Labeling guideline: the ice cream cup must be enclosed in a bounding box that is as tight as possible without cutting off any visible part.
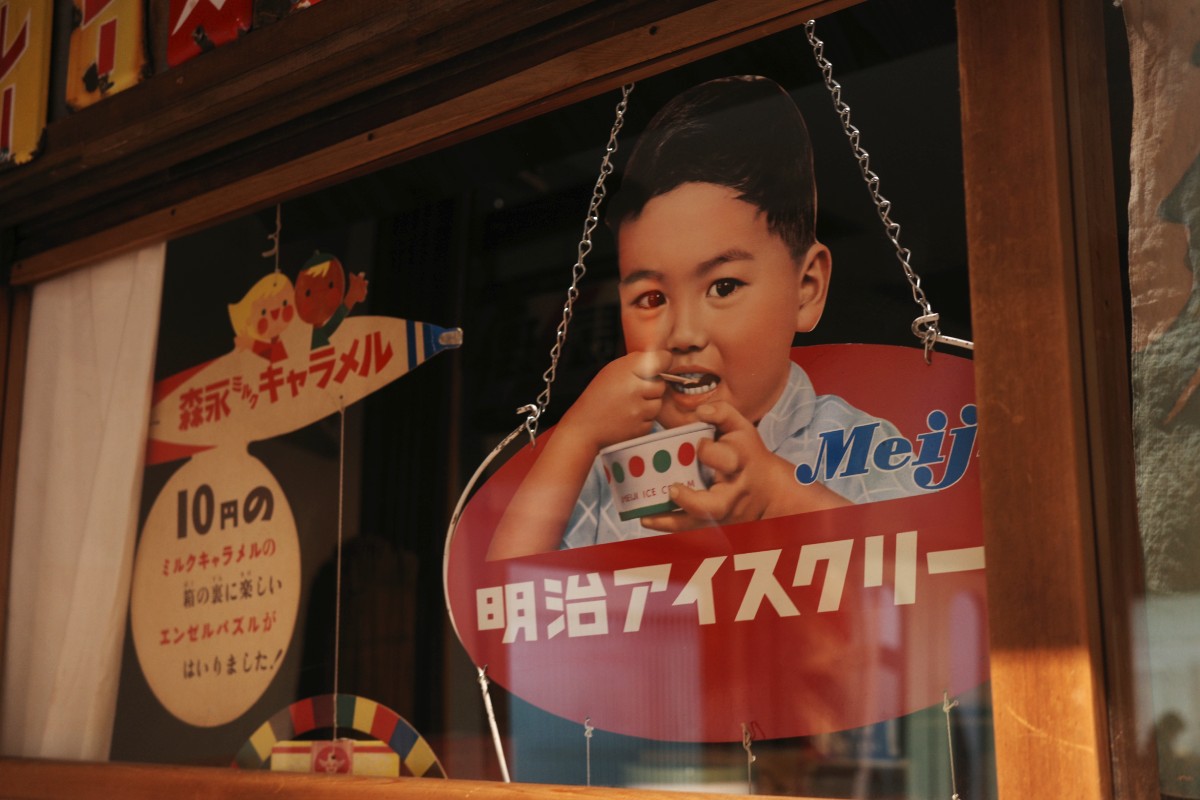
[599,422,716,521]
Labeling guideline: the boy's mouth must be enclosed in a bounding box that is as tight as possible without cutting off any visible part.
[667,372,720,396]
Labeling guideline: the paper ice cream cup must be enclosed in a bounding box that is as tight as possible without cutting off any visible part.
[599,422,716,521]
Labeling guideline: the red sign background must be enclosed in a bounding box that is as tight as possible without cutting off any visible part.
[168,0,253,67]
[445,345,986,742]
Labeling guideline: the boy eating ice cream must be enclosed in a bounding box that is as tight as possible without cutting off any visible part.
[488,76,917,559]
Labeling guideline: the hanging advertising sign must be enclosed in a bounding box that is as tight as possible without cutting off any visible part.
[167,0,253,68]
[445,74,983,745]
[129,252,461,727]
[0,0,51,166]
[66,0,146,110]
[145,310,460,461]
[445,345,983,742]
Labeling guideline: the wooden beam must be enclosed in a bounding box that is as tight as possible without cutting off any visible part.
[1059,0,1157,796]
[6,0,853,286]
[0,0,603,225]
[958,0,1141,796]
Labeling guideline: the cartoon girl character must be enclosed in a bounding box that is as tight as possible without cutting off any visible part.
[294,252,368,348]
[228,272,295,362]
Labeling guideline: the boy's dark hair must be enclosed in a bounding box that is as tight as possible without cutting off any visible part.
[608,75,817,259]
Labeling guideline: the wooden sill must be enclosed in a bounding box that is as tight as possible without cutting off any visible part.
[0,757,803,800]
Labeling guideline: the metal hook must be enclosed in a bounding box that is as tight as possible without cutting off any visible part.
[741,722,756,794]
[262,205,282,273]
[943,691,961,800]
[477,665,512,783]
[913,313,975,361]
[516,404,541,447]
[584,716,595,786]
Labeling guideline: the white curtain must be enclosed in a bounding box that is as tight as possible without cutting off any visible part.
[1,243,165,760]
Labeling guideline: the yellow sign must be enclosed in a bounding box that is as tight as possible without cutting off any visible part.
[0,0,51,165]
[66,0,146,110]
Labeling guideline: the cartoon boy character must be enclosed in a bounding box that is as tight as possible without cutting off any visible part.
[487,76,918,560]
[294,252,369,349]
[228,272,295,362]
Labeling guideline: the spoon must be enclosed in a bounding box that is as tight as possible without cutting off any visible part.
[659,372,702,386]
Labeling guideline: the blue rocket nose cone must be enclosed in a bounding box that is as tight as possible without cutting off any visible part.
[423,324,463,355]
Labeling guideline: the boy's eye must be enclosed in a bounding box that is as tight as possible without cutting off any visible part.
[633,291,667,309]
[707,278,745,298]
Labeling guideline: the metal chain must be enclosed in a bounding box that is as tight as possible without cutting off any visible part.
[804,20,973,360]
[445,85,634,784]
[524,83,635,441]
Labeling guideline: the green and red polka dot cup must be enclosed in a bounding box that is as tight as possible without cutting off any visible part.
[599,422,716,521]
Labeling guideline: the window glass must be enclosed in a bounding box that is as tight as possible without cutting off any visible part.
[105,2,992,795]
[1122,1,1200,796]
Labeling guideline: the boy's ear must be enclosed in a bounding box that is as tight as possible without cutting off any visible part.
[795,242,831,333]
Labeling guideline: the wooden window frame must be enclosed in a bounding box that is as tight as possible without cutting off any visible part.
[0,0,1152,797]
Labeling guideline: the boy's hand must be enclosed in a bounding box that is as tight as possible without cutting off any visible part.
[641,401,849,532]
[487,349,669,561]
[558,350,672,452]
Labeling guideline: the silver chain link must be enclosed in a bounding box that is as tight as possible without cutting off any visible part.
[524,83,635,441]
[804,20,972,360]
[446,86,636,783]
